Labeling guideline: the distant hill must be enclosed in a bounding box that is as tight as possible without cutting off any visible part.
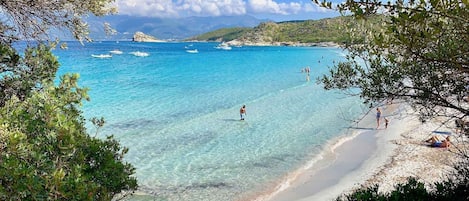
[85,15,267,40]
[189,16,383,45]
[187,27,252,42]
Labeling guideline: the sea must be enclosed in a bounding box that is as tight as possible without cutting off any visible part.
[46,41,365,201]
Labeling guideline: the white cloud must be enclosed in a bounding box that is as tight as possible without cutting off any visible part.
[304,2,332,13]
[247,0,285,14]
[114,0,330,18]
[279,2,302,14]
[116,0,179,17]
[178,0,247,16]
[115,0,246,17]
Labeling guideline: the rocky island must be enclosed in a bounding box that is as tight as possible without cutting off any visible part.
[132,31,165,42]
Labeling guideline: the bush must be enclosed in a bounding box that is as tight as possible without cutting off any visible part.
[0,44,137,200]
[337,159,469,201]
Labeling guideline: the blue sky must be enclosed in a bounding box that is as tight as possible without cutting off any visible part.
[114,0,341,21]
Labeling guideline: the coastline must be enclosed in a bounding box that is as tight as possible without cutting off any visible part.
[117,39,342,48]
[225,40,341,48]
[254,102,463,201]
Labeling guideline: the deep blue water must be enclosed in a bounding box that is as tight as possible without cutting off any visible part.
[47,41,363,201]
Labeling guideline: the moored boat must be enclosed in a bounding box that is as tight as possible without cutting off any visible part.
[91,54,112,58]
[130,51,150,57]
[186,49,198,53]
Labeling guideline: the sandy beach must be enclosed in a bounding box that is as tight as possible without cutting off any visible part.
[259,102,465,201]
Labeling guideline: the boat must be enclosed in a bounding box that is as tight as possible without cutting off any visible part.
[130,51,150,57]
[91,54,112,58]
[186,49,198,53]
[109,50,123,54]
[214,43,232,50]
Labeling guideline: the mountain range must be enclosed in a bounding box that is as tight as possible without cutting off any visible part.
[85,15,268,41]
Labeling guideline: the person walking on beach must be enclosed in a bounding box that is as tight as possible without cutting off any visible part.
[376,108,381,129]
[240,105,246,120]
[384,117,389,129]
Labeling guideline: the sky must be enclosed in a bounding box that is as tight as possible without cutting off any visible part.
[113,0,341,21]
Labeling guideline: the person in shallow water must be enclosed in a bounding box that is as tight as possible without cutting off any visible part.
[376,108,381,129]
[240,105,246,120]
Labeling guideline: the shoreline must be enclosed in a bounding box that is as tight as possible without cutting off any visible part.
[225,40,341,48]
[252,102,462,201]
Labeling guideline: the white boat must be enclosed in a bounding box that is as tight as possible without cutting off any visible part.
[109,50,123,54]
[130,51,150,57]
[215,43,232,50]
[91,54,112,58]
[186,49,198,53]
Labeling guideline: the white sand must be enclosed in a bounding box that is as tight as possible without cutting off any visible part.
[260,102,464,201]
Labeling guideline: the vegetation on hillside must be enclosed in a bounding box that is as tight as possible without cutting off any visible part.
[238,17,352,43]
[187,27,251,41]
[0,1,137,200]
[189,16,384,44]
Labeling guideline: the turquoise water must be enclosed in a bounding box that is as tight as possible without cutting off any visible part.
[51,41,363,201]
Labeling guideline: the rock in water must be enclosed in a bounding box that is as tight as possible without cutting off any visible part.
[132,32,164,42]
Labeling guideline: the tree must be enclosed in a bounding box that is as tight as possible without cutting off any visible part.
[0,0,116,43]
[312,0,469,199]
[0,1,137,200]
[315,0,469,126]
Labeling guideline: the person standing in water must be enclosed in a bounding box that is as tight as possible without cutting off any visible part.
[240,105,246,120]
[376,108,382,129]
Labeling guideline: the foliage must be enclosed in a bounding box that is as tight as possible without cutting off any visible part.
[0,44,137,200]
[0,0,138,200]
[337,178,430,201]
[316,0,469,122]
[0,0,117,43]
[0,44,58,106]
[337,159,469,201]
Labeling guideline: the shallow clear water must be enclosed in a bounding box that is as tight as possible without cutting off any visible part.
[50,41,363,200]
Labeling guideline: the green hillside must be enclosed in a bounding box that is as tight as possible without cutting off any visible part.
[244,17,351,43]
[188,27,251,41]
[189,15,383,45]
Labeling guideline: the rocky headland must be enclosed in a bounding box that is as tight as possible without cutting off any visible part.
[133,31,165,42]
